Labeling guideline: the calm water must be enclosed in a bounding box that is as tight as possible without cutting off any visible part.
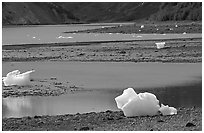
[2,62,202,118]
[2,83,201,118]
[3,24,201,45]
[2,62,201,89]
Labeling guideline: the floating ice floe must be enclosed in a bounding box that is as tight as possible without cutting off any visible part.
[57,36,73,39]
[2,70,35,86]
[137,35,142,38]
[155,42,165,49]
[115,88,177,117]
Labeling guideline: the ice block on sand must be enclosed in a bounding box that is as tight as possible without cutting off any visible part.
[115,88,177,117]
[159,104,177,116]
[3,70,35,86]
[155,42,165,49]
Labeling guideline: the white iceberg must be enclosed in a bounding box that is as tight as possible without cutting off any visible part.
[115,88,177,117]
[155,42,165,49]
[2,70,35,86]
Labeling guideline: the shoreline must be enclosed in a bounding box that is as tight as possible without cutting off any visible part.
[3,107,202,131]
[2,38,202,63]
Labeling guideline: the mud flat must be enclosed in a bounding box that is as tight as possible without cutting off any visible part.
[2,38,202,63]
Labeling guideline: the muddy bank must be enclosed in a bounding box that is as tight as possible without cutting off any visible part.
[2,107,201,131]
[64,21,202,34]
[2,38,202,63]
[2,77,85,98]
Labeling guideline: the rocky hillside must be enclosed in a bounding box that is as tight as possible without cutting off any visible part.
[57,2,160,22]
[2,2,161,25]
[2,2,79,25]
[149,2,202,21]
[2,2,202,25]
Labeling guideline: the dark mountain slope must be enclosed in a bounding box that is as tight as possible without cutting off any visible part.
[149,2,202,21]
[58,2,160,22]
[2,2,79,25]
[2,2,202,25]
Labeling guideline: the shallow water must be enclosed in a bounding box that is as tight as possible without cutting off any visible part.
[2,24,201,45]
[2,62,202,118]
[2,83,201,118]
[2,62,201,89]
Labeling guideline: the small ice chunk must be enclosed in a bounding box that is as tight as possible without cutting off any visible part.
[140,25,144,28]
[159,104,177,115]
[58,36,63,38]
[175,25,178,28]
[32,36,36,39]
[137,35,142,38]
[138,30,141,32]
[156,28,159,31]
[183,32,187,34]
[169,28,173,30]
[2,70,35,86]
[58,36,73,39]
[155,42,165,49]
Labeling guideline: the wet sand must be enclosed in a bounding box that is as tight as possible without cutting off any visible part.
[2,107,202,131]
[2,38,202,63]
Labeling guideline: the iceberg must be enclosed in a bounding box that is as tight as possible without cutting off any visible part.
[155,42,165,49]
[115,88,177,117]
[2,70,35,86]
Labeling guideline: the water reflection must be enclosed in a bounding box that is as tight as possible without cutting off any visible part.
[3,97,32,118]
[2,82,201,118]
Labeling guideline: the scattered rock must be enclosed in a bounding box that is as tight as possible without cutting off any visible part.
[157,119,164,122]
[105,110,113,113]
[107,117,114,120]
[34,115,42,119]
[79,126,90,131]
[186,122,196,127]
[50,77,57,80]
